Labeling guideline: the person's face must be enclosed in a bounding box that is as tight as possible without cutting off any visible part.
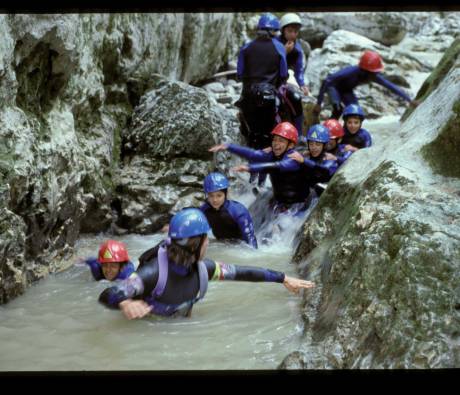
[272,135,291,157]
[207,190,226,210]
[283,25,300,41]
[308,141,325,158]
[199,236,209,261]
[102,262,122,281]
[345,117,362,134]
[326,138,338,151]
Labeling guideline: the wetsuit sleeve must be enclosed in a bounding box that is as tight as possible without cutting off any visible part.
[85,257,104,281]
[229,202,258,249]
[317,67,356,106]
[204,259,285,283]
[374,73,412,102]
[336,148,352,165]
[294,43,305,87]
[249,157,301,173]
[236,44,247,81]
[272,38,289,82]
[227,143,272,162]
[98,272,145,309]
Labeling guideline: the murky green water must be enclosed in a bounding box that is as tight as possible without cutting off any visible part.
[0,232,306,371]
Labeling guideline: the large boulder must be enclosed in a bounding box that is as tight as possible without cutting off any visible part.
[114,74,227,234]
[298,12,407,48]
[280,39,460,369]
[306,30,431,119]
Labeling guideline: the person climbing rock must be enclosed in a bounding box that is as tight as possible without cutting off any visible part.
[314,50,420,119]
[199,172,258,249]
[98,208,314,319]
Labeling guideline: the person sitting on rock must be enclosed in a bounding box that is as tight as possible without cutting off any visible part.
[322,118,352,166]
[209,122,311,215]
[314,50,419,119]
[235,12,288,186]
[85,240,135,281]
[98,208,315,319]
[275,13,310,138]
[340,104,372,153]
[199,172,258,249]
[288,124,338,197]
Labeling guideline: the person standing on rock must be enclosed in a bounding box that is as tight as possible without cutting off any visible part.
[199,172,258,249]
[314,50,419,119]
[288,124,338,197]
[276,13,310,138]
[235,13,288,186]
[84,240,136,281]
[340,104,372,152]
[98,208,314,319]
[209,122,312,216]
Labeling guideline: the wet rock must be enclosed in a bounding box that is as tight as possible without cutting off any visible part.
[286,39,460,369]
[298,12,407,47]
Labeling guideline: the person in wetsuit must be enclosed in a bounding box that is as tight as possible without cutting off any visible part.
[98,208,314,319]
[85,240,135,281]
[236,13,288,186]
[314,50,419,119]
[340,104,372,152]
[199,172,257,249]
[288,124,338,197]
[209,122,311,214]
[275,13,310,137]
[323,118,352,167]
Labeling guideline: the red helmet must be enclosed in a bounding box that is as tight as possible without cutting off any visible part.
[358,50,384,72]
[323,119,344,139]
[271,122,298,145]
[98,240,129,264]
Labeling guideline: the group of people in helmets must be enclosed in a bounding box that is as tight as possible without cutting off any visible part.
[86,12,419,320]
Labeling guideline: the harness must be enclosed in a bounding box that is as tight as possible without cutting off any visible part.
[147,240,208,317]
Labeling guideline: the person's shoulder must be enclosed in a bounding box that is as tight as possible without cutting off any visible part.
[228,199,249,212]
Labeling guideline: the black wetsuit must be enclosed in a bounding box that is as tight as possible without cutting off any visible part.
[99,242,285,317]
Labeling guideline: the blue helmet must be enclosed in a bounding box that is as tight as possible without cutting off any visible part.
[168,208,211,239]
[343,104,365,120]
[203,172,229,194]
[306,124,330,144]
[257,13,280,31]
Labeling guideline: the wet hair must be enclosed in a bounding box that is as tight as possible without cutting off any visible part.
[167,235,207,268]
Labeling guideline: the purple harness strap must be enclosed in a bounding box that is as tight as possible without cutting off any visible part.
[151,243,169,298]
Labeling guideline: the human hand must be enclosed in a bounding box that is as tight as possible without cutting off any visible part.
[283,276,315,294]
[324,152,337,161]
[119,299,152,320]
[285,41,295,54]
[287,151,305,163]
[209,144,229,152]
[231,164,250,173]
[262,146,273,153]
[343,144,357,152]
[301,86,310,96]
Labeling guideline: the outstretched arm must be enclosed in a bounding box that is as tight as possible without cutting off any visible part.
[205,260,315,294]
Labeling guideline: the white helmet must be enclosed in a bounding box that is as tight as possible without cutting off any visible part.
[280,13,302,29]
